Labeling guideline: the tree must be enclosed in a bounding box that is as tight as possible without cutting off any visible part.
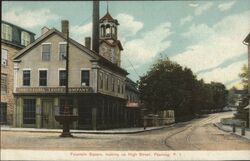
[239,64,248,90]
[138,57,228,121]
[227,86,238,106]
[209,82,228,111]
[139,58,197,121]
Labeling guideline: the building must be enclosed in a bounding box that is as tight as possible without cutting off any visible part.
[243,32,250,128]
[12,11,136,130]
[1,20,35,125]
[125,78,141,127]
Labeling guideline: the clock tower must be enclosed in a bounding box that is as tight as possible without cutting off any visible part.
[99,11,123,66]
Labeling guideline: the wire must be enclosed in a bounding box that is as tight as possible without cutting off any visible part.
[122,52,140,78]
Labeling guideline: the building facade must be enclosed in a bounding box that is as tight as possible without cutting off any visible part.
[125,78,141,127]
[1,20,35,124]
[12,12,140,130]
[243,33,250,128]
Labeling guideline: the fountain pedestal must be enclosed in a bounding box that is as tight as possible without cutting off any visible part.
[55,106,78,137]
[55,115,78,137]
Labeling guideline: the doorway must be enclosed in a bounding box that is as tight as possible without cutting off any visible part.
[41,99,53,128]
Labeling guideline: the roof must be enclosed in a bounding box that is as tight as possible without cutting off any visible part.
[243,33,250,44]
[126,77,139,93]
[99,12,119,25]
[2,20,36,36]
[14,28,128,75]
[14,28,98,60]
[1,39,25,50]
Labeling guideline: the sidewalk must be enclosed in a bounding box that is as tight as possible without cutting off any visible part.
[0,125,170,134]
[214,122,250,141]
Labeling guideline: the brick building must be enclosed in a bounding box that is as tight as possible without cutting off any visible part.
[1,21,35,124]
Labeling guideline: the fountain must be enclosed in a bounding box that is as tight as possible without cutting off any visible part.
[55,102,78,137]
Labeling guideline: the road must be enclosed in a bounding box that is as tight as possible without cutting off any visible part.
[1,112,250,150]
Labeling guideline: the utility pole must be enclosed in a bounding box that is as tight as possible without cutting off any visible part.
[55,20,78,137]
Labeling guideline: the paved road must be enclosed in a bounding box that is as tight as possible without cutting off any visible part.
[1,112,250,150]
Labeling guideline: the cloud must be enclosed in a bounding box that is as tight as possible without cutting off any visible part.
[180,15,193,25]
[171,10,250,87]
[121,22,173,69]
[189,3,199,8]
[198,60,247,87]
[218,1,236,11]
[70,13,143,45]
[116,13,144,38]
[2,7,59,29]
[70,22,92,44]
[194,2,213,15]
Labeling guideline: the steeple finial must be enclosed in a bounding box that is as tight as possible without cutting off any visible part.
[106,0,109,13]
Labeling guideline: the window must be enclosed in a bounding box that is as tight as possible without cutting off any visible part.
[59,99,73,114]
[121,82,124,94]
[106,24,111,36]
[1,74,7,95]
[117,79,120,93]
[99,72,103,89]
[0,102,7,124]
[105,74,109,90]
[23,70,31,86]
[101,25,105,37]
[112,26,116,36]
[112,77,115,92]
[42,44,51,61]
[59,43,66,60]
[1,23,12,41]
[39,70,47,86]
[59,70,66,86]
[21,31,30,46]
[1,49,8,67]
[81,70,90,86]
[23,99,36,124]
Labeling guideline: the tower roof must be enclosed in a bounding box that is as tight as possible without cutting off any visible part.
[100,12,119,25]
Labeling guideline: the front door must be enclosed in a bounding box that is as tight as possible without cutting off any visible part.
[41,99,53,128]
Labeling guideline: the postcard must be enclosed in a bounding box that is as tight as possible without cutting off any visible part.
[1,0,250,160]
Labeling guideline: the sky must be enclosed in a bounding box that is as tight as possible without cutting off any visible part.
[2,0,250,89]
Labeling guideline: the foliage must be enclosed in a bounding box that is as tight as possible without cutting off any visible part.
[227,86,238,105]
[239,64,248,90]
[138,58,228,121]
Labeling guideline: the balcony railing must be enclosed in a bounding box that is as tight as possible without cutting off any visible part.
[15,87,93,94]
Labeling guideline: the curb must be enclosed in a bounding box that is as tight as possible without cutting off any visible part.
[0,125,171,135]
[213,123,231,132]
[213,123,250,142]
[231,132,250,143]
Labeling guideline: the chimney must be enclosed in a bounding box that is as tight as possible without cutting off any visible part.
[85,37,91,49]
[92,1,99,53]
[41,26,50,35]
[61,20,69,37]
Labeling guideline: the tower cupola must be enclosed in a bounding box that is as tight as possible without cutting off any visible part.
[99,11,119,40]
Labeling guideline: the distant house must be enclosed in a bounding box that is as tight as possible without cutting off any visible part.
[1,20,35,125]
[125,78,141,127]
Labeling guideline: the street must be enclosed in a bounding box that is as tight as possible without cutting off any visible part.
[1,112,250,150]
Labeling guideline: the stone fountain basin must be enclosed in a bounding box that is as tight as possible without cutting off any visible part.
[55,115,78,124]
